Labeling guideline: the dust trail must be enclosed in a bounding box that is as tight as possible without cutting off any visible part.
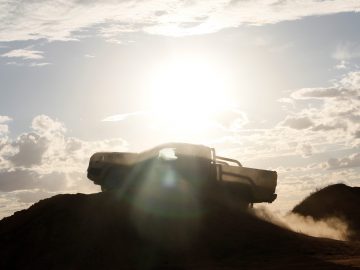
[252,206,349,241]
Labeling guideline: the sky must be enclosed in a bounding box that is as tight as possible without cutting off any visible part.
[0,0,360,218]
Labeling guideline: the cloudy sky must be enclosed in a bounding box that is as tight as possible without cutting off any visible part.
[1,0,360,218]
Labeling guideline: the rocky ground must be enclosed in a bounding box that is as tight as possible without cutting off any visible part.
[0,184,359,269]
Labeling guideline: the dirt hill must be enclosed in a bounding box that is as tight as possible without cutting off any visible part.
[293,183,360,240]
[1,189,359,269]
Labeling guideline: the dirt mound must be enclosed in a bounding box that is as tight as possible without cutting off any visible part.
[0,190,359,269]
[293,183,360,240]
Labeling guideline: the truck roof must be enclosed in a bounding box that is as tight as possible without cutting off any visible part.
[90,142,213,165]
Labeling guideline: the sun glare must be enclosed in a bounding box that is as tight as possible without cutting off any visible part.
[148,57,234,137]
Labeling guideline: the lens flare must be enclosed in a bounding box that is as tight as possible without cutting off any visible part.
[130,158,202,247]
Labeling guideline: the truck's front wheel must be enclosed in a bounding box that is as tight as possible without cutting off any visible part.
[102,167,124,191]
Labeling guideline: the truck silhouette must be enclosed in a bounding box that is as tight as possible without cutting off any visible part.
[87,143,277,205]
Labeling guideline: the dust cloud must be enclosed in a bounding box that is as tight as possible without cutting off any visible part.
[252,206,349,241]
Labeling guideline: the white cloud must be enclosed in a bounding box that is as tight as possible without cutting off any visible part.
[0,115,11,136]
[0,116,12,123]
[10,132,49,167]
[1,48,49,67]
[335,60,349,70]
[1,49,44,60]
[29,62,51,67]
[284,71,360,148]
[327,153,360,170]
[213,109,249,132]
[84,54,95,58]
[32,115,66,136]
[102,111,148,122]
[0,1,359,41]
[211,71,360,170]
[0,125,8,136]
[296,143,313,158]
[0,115,128,218]
[290,87,357,99]
[5,61,51,67]
[281,116,314,130]
[333,42,360,61]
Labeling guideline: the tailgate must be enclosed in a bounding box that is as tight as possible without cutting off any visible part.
[217,165,277,203]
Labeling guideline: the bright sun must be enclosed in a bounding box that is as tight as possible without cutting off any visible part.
[148,56,234,137]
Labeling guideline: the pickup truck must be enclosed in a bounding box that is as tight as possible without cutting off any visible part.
[87,142,277,205]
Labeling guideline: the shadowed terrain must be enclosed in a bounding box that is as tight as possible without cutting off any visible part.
[1,187,360,269]
[293,184,360,241]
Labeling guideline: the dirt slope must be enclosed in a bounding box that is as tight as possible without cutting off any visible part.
[293,183,360,240]
[0,190,359,269]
